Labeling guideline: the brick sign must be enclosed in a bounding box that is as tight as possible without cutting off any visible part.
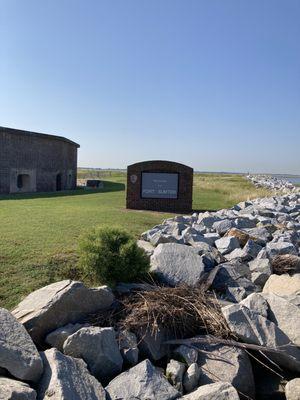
[126,160,193,213]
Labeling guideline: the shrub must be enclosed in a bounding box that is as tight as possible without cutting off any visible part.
[78,226,150,286]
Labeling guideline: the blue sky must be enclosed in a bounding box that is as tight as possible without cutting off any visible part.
[0,1,299,174]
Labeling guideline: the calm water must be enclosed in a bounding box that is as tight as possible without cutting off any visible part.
[273,175,300,185]
[287,177,300,185]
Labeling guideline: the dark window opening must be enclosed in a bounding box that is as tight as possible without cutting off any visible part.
[17,174,30,190]
[56,173,62,191]
[17,174,23,189]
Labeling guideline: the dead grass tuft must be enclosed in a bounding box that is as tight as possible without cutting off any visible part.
[272,254,300,275]
[89,283,231,340]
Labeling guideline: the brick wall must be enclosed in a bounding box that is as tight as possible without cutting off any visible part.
[126,160,193,213]
[0,127,79,194]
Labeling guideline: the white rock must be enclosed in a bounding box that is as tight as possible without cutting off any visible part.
[197,214,221,228]
[240,293,269,318]
[263,274,300,296]
[45,323,88,351]
[285,378,300,400]
[0,308,43,382]
[196,341,254,398]
[12,280,114,345]
[183,363,200,394]
[63,326,123,381]
[0,377,36,400]
[225,248,248,261]
[266,241,297,259]
[203,233,220,245]
[212,219,235,235]
[150,243,206,286]
[215,237,240,255]
[105,359,180,400]
[37,348,106,399]
[249,258,272,288]
[222,303,300,372]
[166,359,186,393]
[181,382,239,400]
[137,239,155,256]
[262,293,300,346]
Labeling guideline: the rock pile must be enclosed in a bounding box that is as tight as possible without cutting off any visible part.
[139,192,300,398]
[1,193,300,399]
[247,174,299,193]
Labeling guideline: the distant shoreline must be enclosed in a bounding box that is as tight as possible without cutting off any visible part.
[78,167,300,178]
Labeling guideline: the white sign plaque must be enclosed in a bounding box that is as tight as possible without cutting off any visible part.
[141,172,178,199]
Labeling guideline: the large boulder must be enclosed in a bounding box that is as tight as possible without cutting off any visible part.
[63,326,123,381]
[150,244,206,286]
[37,348,106,399]
[196,341,255,398]
[180,382,239,400]
[263,274,300,296]
[0,377,36,400]
[12,280,114,345]
[0,308,43,382]
[105,359,180,400]
[222,303,300,372]
[262,293,300,346]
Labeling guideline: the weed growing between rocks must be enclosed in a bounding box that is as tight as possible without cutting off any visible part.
[78,226,150,286]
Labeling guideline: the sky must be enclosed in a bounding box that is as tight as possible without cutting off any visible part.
[0,1,299,174]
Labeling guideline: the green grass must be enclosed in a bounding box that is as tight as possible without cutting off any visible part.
[0,171,270,309]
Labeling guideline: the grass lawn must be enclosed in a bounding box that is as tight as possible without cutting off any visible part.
[0,171,270,309]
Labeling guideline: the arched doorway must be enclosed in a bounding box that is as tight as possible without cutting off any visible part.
[17,174,31,192]
[56,173,62,191]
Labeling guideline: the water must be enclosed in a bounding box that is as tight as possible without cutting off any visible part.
[273,175,300,185]
[287,177,300,185]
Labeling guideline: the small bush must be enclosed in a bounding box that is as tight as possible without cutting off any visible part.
[78,226,150,286]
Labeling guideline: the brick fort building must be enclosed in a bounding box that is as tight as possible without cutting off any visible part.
[0,126,79,194]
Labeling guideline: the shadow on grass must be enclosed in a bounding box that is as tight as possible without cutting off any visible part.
[0,180,125,201]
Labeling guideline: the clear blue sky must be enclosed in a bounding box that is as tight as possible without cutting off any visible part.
[0,1,299,174]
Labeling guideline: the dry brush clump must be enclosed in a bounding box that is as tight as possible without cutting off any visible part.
[89,283,231,341]
[272,254,300,275]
